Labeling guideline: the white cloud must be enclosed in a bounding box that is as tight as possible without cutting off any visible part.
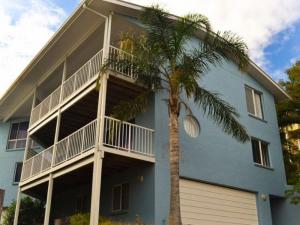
[127,0,300,68]
[0,0,66,97]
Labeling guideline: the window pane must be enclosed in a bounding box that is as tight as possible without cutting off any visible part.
[112,186,121,211]
[254,92,263,119]
[14,163,23,183]
[121,183,129,210]
[7,140,16,149]
[261,142,270,167]
[251,139,261,164]
[245,87,255,115]
[16,140,26,149]
[9,123,19,140]
[17,122,28,139]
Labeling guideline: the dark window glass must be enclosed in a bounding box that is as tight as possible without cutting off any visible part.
[245,87,255,115]
[261,142,270,167]
[251,139,261,164]
[13,163,23,183]
[112,185,121,211]
[121,183,129,210]
[7,122,29,149]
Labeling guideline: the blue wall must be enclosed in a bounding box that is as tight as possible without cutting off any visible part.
[0,120,26,207]
[153,50,287,225]
[271,196,300,225]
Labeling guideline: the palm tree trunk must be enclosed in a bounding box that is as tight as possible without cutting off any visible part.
[168,108,182,225]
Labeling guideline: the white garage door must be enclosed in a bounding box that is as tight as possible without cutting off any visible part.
[180,179,259,225]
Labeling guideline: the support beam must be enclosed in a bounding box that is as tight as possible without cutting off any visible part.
[13,188,22,225]
[43,175,54,225]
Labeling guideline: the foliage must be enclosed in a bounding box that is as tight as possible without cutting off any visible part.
[1,197,44,225]
[103,5,249,225]
[68,213,145,225]
[277,60,300,204]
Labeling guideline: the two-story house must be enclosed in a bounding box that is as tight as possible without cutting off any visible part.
[0,0,300,225]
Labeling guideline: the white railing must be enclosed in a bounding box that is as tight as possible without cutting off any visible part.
[109,46,137,80]
[21,120,97,181]
[62,50,103,101]
[29,50,103,128]
[54,119,97,165]
[21,146,54,181]
[30,86,61,126]
[103,116,154,156]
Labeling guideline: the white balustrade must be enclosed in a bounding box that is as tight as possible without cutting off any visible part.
[29,50,103,128]
[103,116,154,156]
[109,46,137,80]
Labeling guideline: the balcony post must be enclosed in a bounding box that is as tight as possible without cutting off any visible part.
[90,12,112,225]
[51,110,62,167]
[43,174,54,225]
[13,188,22,225]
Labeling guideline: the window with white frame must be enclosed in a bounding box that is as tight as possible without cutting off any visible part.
[112,183,129,212]
[13,162,23,183]
[245,86,264,119]
[7,121,29,149]
[251,138,270,167]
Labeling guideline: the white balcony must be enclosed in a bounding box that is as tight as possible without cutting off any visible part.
[21,118,154,182]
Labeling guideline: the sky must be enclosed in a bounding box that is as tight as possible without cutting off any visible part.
[0,0,300,97]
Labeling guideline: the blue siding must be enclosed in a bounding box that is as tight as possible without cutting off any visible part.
[153,53,287,224]
[0,120,25,207]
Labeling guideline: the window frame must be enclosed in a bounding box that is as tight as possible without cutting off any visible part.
[7,121,29,150]
[251,137,272,168]
[12,162,23,184]
[111,183,129,213]
[245,85,264,120]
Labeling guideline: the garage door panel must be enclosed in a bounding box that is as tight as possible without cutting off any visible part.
[182,217,256,225]
[181,205,258,220]
[181,193,256,210]
[181,187,256,206]
[181,200,258,215]
[180,180,255,200]
[180,179,259,225]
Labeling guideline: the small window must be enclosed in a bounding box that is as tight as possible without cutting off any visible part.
[13,162,23,183]
[112,183,129,212]
[251,138,270,167]
[7,121,29,149]
[245,86,264,119]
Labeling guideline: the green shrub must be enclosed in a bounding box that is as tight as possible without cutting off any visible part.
[69,213,122,225]
[1,197,44,225]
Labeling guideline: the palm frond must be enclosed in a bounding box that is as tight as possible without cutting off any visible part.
[193,86,249,142]
[111,90,153,121]
[204,31,249,70]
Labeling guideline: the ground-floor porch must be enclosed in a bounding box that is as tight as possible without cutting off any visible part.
[16,152,154,225]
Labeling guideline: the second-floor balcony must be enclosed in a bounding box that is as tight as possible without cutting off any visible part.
[29,46,136,130]
[21,116,154,182]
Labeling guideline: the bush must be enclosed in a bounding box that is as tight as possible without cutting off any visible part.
[69,213,121,225]
[1,197,44,225]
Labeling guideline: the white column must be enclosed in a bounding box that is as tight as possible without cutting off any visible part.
[13,188,22,225]
[43,175,54,225]
[89,13,112,225]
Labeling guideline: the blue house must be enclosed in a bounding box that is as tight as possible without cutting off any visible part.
[0,1,299,225]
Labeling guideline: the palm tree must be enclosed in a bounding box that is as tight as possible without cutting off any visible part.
[104,6,249,225]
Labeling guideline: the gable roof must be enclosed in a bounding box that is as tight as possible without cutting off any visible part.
[0,0,289,121]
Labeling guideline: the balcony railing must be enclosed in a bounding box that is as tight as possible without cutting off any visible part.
[29,46,139,129]
[104,116,154,156]
[21,117,154,182]
[29,50,103,128]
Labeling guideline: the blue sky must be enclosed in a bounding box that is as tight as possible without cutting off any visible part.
[0,0,300,96]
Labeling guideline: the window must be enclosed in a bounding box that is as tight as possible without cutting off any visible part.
[251,138,270,167]
[13,162,23,183]
[7,121,29,149]
[245,86,264,119]
[112,183,129,212]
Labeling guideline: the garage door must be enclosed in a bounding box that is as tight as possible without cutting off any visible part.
[180,179,259,225]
